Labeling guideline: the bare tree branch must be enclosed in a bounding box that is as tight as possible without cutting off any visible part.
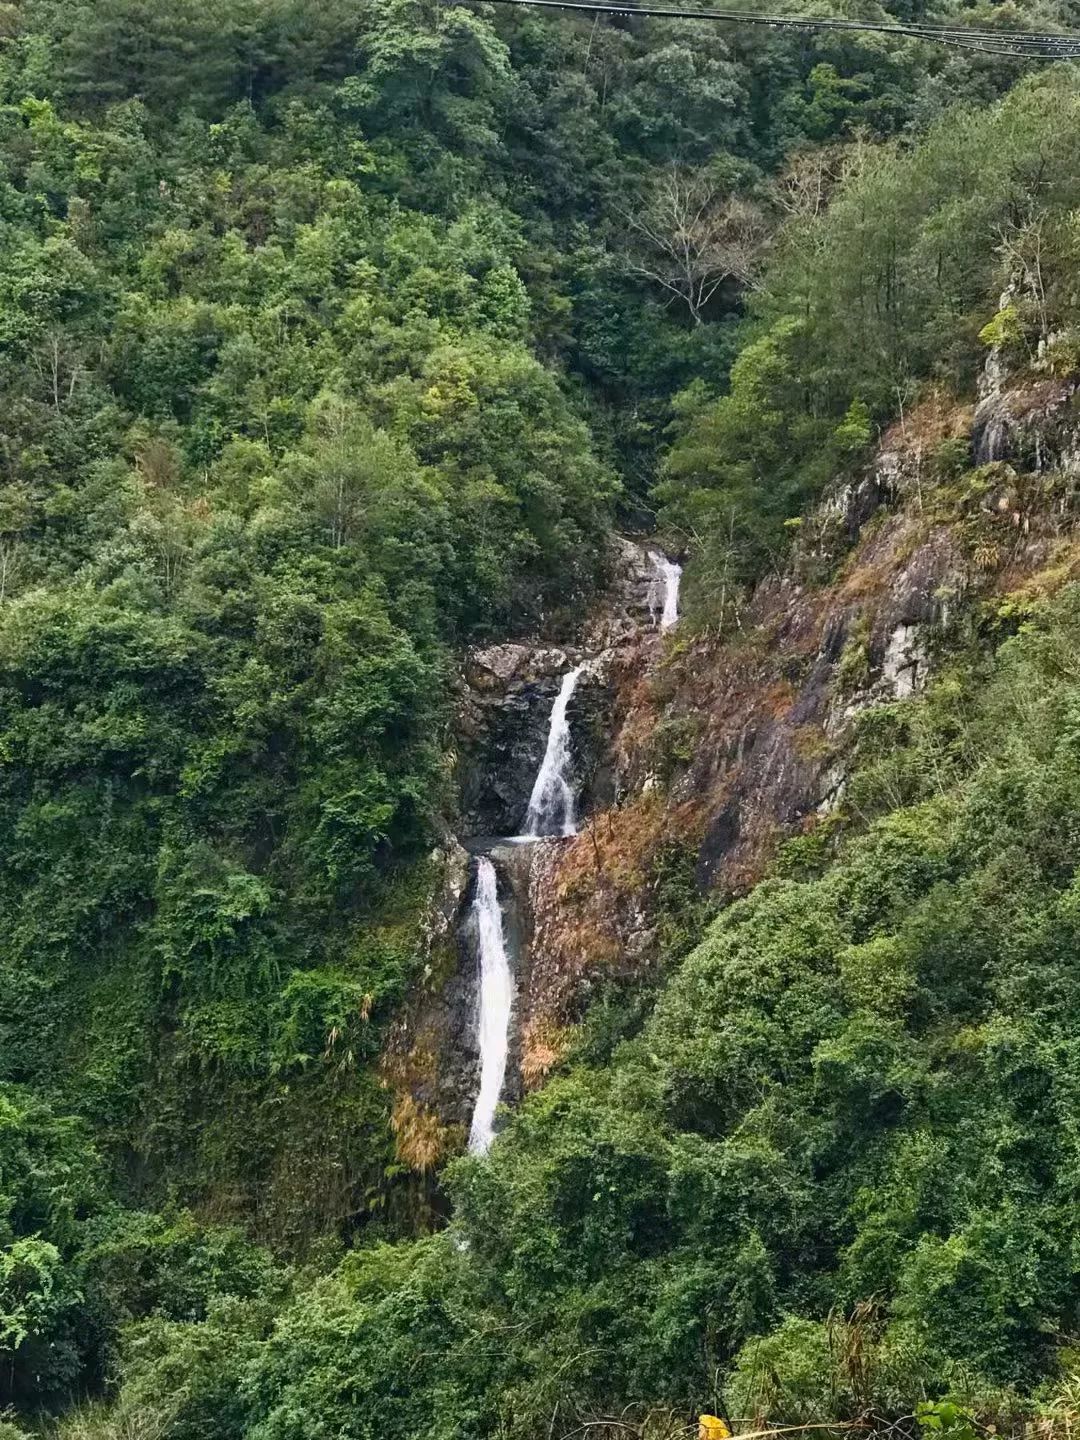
[618,165,770,324]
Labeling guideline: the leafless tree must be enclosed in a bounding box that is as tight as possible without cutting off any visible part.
[771,143,857,224]
[995,216,1049,346]
[0,539,20,603]
[0,482,32,605]
[31,332,84,413]
[619,165,770,325]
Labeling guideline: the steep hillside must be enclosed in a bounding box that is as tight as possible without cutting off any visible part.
[2,2,1080,1438]
[389,314,1080,1182]
[225,72,1080,1438]
[273,304,1080,1440]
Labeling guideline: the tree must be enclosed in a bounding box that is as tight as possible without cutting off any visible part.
[619,165,769,324]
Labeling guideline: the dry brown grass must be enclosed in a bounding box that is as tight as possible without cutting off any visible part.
[520,1016,574,1090]
[554,792,669,906]
[390,1091,451,1173]
[836,515,929,605]
[877,389,973,452]
[995,535,1080,601]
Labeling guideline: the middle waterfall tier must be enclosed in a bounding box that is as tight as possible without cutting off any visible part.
[523,665,584,838]
[467,856,515,1156]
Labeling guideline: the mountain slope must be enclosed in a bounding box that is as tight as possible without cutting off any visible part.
[0,1,1076,1435]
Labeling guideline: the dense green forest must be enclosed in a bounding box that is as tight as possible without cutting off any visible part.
[3,0,1080,1434]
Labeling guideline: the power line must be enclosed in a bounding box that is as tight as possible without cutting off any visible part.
[475,0,1080,51]
[470,0,1080,57]
[475,0,1080,54]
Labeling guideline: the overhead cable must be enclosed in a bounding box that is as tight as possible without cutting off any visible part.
[468,0,1080,58]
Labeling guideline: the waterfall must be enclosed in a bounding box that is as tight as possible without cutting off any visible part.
[523,665,584,838]
[457,548,677,1155]
[468,857,514,1156]
[648,552,682,631]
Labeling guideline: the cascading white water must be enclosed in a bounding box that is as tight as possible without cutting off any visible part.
[468,857,514,1155]
[523,665,584,838]
[462,552,681,1153]
[648,552,682,631]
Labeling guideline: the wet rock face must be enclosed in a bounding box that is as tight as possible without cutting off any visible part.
[478,840,536,1115]
[973,377,1080,471]
[423,839,472,958]
[428,845,532,1125]
[382,842,533,1151]
[379,842,476,1171]
[456,540,669,838]
[458,645,571,838]
[456,648,615,838]
[584,537,668,649]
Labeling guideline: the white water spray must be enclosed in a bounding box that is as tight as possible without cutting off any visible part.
[468,857,514,1156]
[648,552,682,631]
[523,665,584,837]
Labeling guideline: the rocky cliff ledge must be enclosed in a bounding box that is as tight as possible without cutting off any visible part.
[516,377,1080,1085]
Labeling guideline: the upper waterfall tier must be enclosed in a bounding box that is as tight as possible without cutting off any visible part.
[523,665,585,838]
[649,551,682,631]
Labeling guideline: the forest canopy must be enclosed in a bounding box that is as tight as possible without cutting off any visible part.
[0,0,1076,1435]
